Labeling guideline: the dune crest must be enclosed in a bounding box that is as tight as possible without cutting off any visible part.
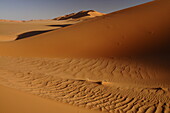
[53,10,104,21]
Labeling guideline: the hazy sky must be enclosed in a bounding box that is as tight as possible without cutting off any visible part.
[0,0,153,20]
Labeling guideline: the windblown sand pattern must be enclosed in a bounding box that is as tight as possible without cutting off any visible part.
[0,57,169,113]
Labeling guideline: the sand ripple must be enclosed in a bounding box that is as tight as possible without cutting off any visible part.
[0,57,169,113]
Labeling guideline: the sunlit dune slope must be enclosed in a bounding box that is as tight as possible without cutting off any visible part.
[0,0,169,57]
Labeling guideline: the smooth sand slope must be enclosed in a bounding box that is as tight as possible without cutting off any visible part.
[0,0,170,113]
[0,0,169,57]
[0,85,101,113]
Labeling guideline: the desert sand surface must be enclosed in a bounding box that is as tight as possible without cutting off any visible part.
[0,56,169,113]
[0,0,170,113]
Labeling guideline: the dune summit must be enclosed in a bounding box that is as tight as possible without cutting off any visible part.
[53,10,104,20]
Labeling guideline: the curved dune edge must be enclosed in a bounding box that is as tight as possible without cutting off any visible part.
[0,0,169,57]
[0,85,101,113]
[0,57,169,113]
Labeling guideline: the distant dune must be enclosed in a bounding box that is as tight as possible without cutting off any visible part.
[0,10,103,42]
[0,19,23,22]
[0,0,170,113]
[0,10,103,23]
[53,10,104,21]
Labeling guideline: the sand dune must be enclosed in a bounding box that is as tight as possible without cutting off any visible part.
[0,0,170,113]
[0,10,102,41]
[0,19,23,22]
[0,0,169,57]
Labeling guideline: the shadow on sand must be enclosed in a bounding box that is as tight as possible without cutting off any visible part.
[16,30,54,40]
[46,24,72,27]
[16,24,73,40]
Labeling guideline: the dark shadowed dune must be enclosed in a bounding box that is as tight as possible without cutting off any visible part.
[47,24,72,27]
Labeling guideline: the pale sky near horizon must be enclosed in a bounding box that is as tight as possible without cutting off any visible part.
[0,0,153,20]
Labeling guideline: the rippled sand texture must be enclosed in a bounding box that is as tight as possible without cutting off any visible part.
[0,57,169,113]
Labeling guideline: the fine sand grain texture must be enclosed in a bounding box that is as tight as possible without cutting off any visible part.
[0,0,170,113]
